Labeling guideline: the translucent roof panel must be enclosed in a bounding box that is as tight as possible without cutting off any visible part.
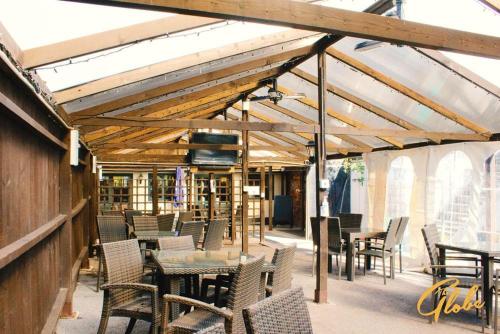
[297,55,481,134]
[331,38,500,132]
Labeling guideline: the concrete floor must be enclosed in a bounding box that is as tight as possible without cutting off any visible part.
[58,229,488,334]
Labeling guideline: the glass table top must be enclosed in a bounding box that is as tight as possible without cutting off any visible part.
[152,249,248,268]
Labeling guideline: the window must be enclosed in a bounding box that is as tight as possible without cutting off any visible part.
[433,151,474,243]
[385,156,414,221]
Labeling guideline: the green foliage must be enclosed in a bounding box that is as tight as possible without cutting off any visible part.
[342,158,366,185]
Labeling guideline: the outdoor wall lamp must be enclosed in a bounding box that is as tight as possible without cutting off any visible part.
[306,140,316,164]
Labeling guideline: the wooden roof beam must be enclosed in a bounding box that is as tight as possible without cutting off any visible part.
[327,48,492,137]
[53,29,319,103]
[275,84,405,148]
[86,0,500,58]
[22,16,223,69]
[289,68,441,143]
[71,44,312,118]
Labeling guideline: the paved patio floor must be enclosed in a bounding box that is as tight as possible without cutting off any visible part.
[58,229,487,334]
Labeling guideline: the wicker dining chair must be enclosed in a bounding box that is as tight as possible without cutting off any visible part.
[179,221,205,247]
[395,217,409,273]
[161,256,265,334]
[338,213,362,268]
[133,216,159,232]
[202,220,227,251]
[242,287,313,334]
[266,245,296,296]
[176,211,194,232]
[98,239,160,334]
[158,236,195,251]
[195,323,226,334]
[158,213,176,232]
[125,210,143,224]
[96,215,127,291]
[355,217,400,284]
[422,224,484,327]
[101,210,123,216]
[310,217,342,278]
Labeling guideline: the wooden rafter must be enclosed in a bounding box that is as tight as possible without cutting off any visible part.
[70,44,312,118]
[327,48,492,137]
[275,84,405,148]
[232,102,372,152]
[53,29,319,103]
[22,16,223,69]
[86,0,500,58]
[71,66,280,119]
[289,68,441,143]
[73,115,489,141]
[251,98,373,150]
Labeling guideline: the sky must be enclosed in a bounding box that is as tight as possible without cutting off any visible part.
[0,0,498,91]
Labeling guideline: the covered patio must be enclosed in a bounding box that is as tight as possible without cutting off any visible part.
[0,0,499,333]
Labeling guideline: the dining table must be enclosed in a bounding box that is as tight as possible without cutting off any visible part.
[436,241,500,327]
[152,249,275,320]
[342,227,386,281]
[132,230,176,242]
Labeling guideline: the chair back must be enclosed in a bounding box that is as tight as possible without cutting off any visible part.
[421,224,441,273]
[101,210,122,216]
[176,211,194,232]
[133,216,159,232]
[309,217,318,247]
[101,239,143,305]
[243,287,313,334]
[327,217,342,250]
[125,210,142,224]
[267,246,296,295]
[338,213,362,229]
[179,221,205,246]
[383,217,401,251]
[97,216,127,244]
[203,220,227,251]
[157,213,175,232]
[395,217,409,245]
[158,236,195,251]
[227,256,265,334]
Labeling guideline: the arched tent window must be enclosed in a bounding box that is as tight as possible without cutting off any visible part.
[385,156,414,221]
[482,151,500,238]
[433,151,474,244]
[385,156,414,254]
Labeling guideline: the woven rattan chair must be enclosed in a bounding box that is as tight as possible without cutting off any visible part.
[242,287,313,334]
[96,215,127,291]
[161,256,265,334]
[310,217,342,278]
[202,220,227,251]
[422,224,484,326]
[101,210,123,216]
[158,213,176,232]
[266,245,296,296]
[133,216,159,232]
[195,323,226,334]
[158,236,195,251]
[338,213,362,268]
[355,217,401,284]
[179,221,205,247]
[125,210,143,224]
[98,239,160,334]
[176,211,194,232]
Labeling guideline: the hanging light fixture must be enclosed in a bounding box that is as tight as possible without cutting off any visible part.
[306,140,316,164]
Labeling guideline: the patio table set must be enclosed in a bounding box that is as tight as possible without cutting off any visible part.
[93,210,313,333]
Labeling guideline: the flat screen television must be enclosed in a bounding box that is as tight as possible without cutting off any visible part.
[189,133,239,166]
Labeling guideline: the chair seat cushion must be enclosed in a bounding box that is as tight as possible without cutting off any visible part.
[170,309,224,332]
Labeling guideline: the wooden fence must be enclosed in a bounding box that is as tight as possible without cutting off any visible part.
[0,57,96,333]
